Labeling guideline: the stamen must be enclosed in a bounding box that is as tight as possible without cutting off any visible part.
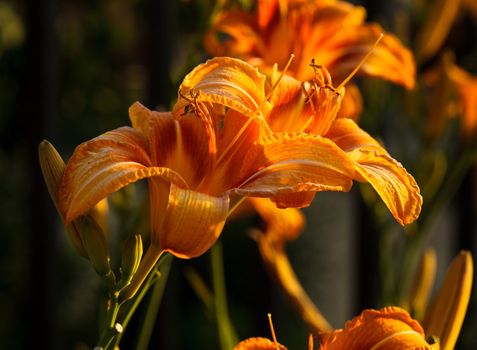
[336,33,384,91]
[268,313,280,350]
[308,334,314,350]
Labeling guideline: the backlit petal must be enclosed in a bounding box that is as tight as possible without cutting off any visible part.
[159,183,230,259]
[174,57,270,119]
[59,127,187,223]
[210,109,268,195]
[319,307,435,350]
[234,133,355,203]
[326,118,422,225]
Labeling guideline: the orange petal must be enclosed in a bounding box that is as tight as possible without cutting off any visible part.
[319,307,435,350]
[234,133,355,202]
[173,57,270,120]
[267,74,310,133]
[153,116,214,189]
[158,183,229,259]
[249,197,305,243]
[271,191,316,210]
[59,127,187,223]
[326,118,422,225]
[234,337,287,350]
[210,109,270,195]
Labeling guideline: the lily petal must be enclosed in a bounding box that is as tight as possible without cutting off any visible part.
[319,307,436,350]
[234,132,355,203]
[174,57,270,119]
[59,127,187,223]
[158,183,229,259]
[325,118,422,225]
[210,109,268,195]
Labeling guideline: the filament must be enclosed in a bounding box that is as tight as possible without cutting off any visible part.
[268,313,280,350]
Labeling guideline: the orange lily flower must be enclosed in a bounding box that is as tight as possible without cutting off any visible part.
[319,307,439,349]
[205,0,415,89]
[58,57,359,262]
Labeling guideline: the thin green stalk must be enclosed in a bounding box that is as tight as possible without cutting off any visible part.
[211,242,238,350]
[96,295,121,349]
[135,255,173,350]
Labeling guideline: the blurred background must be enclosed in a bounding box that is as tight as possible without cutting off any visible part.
[0,0,476,348]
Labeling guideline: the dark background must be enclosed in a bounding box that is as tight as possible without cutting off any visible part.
[1,0,476,348]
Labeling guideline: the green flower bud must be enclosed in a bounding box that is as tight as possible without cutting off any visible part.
[78,215,112,277]
[120,234,143,286]
[39,140,87,257]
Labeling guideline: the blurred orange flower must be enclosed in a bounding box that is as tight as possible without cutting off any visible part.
[205,0,415,88]
[424,54,477,139]
[445,62,477,138]
[319,307,438,349]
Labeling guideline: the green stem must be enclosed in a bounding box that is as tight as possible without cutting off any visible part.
[134,255,172,350]
[211,242,238,350]
[96,295,121,349]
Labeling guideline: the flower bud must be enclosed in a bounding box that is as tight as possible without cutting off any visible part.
[78,215,112,277]
[120,234,143,285]
[409,248,437,321]
[423,250,473,350]
[39,140,87,257]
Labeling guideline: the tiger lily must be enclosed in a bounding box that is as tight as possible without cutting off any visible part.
[58,57,359,267]
[205,0,415,106]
